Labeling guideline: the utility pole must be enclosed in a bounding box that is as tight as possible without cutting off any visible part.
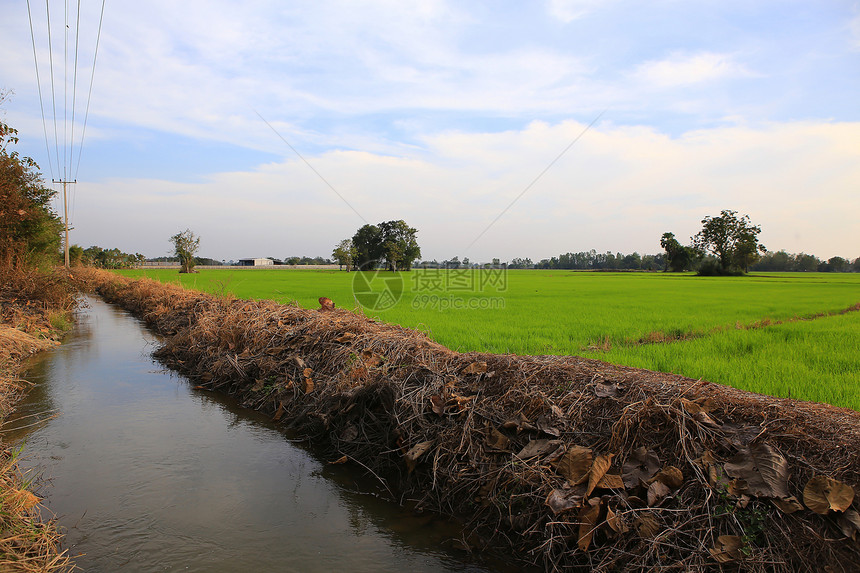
[53,178,75,268]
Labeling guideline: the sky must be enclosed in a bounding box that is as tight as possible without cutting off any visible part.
[2,0,859,262]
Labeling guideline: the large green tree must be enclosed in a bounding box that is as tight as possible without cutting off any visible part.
[351,224,383,269]
[351,220,421,271]
[0,111,62,267]
[378,219,421,271]
[692,210,765,274]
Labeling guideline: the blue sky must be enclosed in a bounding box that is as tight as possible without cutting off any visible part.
[2,0,859,262]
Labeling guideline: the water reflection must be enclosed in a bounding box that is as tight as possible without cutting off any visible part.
[4,297,511,573]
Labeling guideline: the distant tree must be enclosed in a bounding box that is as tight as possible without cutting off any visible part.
[170,229,200,273]
[826,256,849,273]
[508,257,533,269]
[332,239,357,271]
[692,210,765,275]
[81,245,140,269]
[853,257,860,273]
[378,220,421,271]
[660,232,698,272]
[443,256,460,269]
[794,253,820,272]
[622,252,642,270]
[352,224,383,269]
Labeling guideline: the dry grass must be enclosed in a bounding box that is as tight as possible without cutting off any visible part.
[76,267,860,572]
[0,263,75,572]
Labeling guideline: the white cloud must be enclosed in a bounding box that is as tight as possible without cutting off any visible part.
[66,119,860,262]
[633,52,753,88]
[546,0,607,23]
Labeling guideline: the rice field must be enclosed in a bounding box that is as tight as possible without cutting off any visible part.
[117,268,860,410]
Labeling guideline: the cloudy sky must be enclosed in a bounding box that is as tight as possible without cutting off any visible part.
[2,0,859,262]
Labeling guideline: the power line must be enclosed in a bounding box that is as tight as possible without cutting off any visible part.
[46,0,61,177]
[73,0,106,181]
[70,0,81,181]
[26,0,55,180]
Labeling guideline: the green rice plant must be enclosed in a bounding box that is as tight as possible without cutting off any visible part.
[116,269,860,409]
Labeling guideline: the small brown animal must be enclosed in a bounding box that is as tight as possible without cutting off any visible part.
[318,297,335,311]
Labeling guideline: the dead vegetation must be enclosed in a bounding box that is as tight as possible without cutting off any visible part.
[75,267,860,571]
[0,263,75,572]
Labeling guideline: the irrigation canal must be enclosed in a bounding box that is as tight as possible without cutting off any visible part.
[5,297,514,572]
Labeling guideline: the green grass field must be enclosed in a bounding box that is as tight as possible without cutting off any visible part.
[117,268,860,410]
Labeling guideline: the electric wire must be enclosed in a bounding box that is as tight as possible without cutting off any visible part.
[26,0,55,181]
[63,0,68,181]
[46,0,61,179]
[70,0,81,181]
[73,0,106,181]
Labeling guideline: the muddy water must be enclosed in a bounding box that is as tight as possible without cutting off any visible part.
[4,297,509,572]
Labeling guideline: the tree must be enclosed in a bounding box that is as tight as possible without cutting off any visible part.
[352,224,383,269]
[352,220,421,271]
[660,232,698,272]
[0,108,62,268]
[692,210,765,275]
[170,229,200,273]
[378,220,421,271]
[332,238,357,271]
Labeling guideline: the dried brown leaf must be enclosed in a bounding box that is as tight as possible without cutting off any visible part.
[594,380,622,398]
[803,476,855,515]
[647,481,672,506]
[605,505,628,534]
[330,455,348,465]
[545,488,583,515]
[634,512,660,538]
[486,428,511,451]
[586,454,614,496]
[430,394,445,415]
[651,466,684,489]
[555,446,593,484]
[723,443,789,499]
[596,473,625,490]
[771,496,804,514]
[404,440,434,472]
[710,535,744,563]
[838,509,860,539]
[273,401,285,421]
[517,439,563,460]
[461,361,488,375]
[623,446,661,488]
[577,500,602,551]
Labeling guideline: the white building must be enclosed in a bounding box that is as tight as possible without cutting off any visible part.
[238,258,274,267]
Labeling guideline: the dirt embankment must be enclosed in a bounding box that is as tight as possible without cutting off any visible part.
[0,266,75,573]
[75,267,860,572]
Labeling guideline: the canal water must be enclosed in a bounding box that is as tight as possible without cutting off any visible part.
[4,297,507,572]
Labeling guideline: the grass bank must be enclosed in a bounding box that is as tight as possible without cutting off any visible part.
[0,265,75,572]
[117,268,860,410]
[82,268,860,572]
